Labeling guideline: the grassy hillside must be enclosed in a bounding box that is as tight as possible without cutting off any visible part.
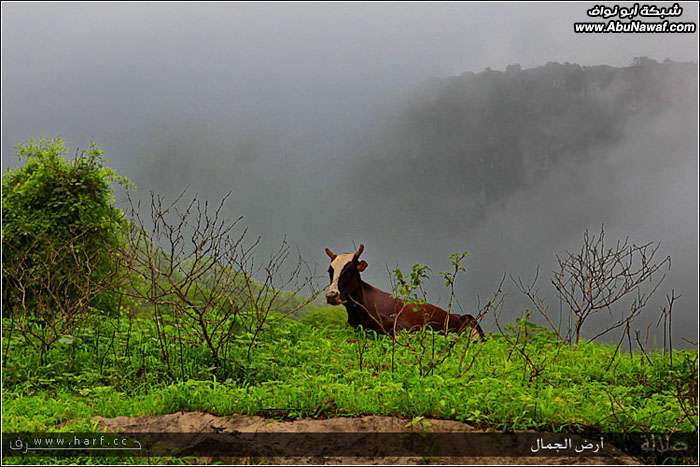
[3,306,697,464]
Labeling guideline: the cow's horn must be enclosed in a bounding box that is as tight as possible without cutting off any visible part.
[354,244,364,259]
[325,248,337,260]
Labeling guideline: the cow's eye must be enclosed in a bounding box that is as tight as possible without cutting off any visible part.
[328,268,333,281]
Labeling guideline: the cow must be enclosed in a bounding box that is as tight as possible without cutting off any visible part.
[325,244,484,340]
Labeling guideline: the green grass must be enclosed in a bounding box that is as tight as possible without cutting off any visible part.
[2,312,697,464]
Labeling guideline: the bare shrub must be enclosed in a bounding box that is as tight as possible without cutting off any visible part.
[552,225,670,344]
[120,189,318,379]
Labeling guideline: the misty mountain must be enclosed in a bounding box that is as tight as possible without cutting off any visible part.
[349,59,697,235]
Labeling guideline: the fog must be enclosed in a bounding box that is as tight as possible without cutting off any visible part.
[2,3,698,347]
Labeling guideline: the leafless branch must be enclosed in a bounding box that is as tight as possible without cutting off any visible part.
[119,188,318,377]
[552,225,670,344]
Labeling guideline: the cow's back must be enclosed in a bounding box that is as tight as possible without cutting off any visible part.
[353,282,483,338]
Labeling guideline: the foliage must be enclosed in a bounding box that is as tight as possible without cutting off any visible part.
[504,310,561,346]
[2,314,696,464]
[392,263,432,304]
[298,306,347,329]
[2,138,131,360]
[2,138,131,313]
[388,251,486,377]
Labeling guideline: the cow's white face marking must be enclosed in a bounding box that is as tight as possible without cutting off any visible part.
[328,253,355,302]
[471,326,480,341]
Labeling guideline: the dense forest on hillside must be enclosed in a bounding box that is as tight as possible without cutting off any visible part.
[350,58,697,230]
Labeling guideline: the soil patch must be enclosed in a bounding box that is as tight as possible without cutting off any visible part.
[91,411,641,465]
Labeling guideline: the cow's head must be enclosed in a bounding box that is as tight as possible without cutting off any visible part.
[325,244,367,305]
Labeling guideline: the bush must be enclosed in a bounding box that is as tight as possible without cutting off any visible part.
[2,138,131,356]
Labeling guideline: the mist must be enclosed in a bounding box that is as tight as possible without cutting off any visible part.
[2,3,698,347]
[341,60,698,347]
[455,102,698,342]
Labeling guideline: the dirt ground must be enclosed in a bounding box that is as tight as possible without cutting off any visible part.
[91,411,641,465]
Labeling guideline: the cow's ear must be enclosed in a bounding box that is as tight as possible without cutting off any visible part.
[357,260,368,272]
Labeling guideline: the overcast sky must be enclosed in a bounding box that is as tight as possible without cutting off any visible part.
[2,2,698,345]
[3,2,698,167]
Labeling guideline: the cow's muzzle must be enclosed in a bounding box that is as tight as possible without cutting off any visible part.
[326,291,346,305]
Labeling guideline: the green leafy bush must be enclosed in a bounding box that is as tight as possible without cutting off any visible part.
[2,138,131,355]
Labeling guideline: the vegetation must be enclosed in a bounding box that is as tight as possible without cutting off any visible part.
[1,137,697,464]
[2,138,131,362]
[2,312,697,464]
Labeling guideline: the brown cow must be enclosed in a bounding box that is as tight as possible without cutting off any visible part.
[325,244,484,339]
